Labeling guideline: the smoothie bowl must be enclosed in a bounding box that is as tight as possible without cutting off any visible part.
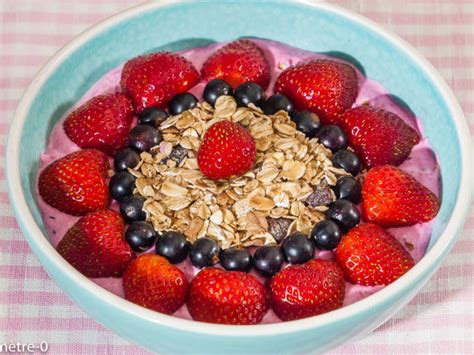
[6,1,472,353]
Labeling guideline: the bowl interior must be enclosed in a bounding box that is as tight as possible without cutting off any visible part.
[19,1,458,250]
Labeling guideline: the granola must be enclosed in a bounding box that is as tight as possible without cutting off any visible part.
[127,96,350,248]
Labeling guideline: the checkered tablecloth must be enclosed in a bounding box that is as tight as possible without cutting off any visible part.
[0,1,472,354]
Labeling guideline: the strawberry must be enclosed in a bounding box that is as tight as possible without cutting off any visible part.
[187,268,268,325]
[361,165,440,227]
[269,259,345,321]
[57,210,134,278]
[38,149,110,216]
[274,59,358,125]
[197,120,256,180]
[341,105,420,168]
[64,92,135,156]
[123,254,188,315]
[201,39,270,89]
[335,223,414,286]
[121,52,199,112]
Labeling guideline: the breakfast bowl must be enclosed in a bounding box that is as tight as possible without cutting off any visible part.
[6,1,472,353]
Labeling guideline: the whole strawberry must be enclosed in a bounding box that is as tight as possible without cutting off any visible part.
[121,52,199,112]
[197,120,256,180]
[362,165,440,227]
[269,259,345,321]
[57,210,134,278]
[275,59,358,125]
[341,106,420,168]
[187,268,268,325]
[123,254,188,315]
[64,92,135,155]
[38,149,110,216]
[201,39,270,89]
[335,223,414,286]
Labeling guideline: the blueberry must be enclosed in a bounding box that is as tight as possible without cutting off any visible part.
[290,111,321,138]
[203,79,233,106]
[219,248,252,272]
[253,246,284,276]
[311,220,342,250]
[281,233,315,264]
[331,149,361,176]
[316,125,347,152]
[120,195,146,223]
[128,124,162,152]
[168,93,198,115]
[109,171,136,202]
[234,82,265,107]
[333,176,362,204]
[125,221,157,252]
[114,148,140,172]
[138,107,168,127]
[155,231,189,264]
[263,94,294,115]
[326,199,360,231]
[189,237,220,268]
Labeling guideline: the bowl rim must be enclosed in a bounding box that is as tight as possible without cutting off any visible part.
[6,0,472,337]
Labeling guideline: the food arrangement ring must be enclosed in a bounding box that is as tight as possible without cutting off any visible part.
[36,37,441,326]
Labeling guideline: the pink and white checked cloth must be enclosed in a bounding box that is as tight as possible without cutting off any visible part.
[0,1,472,354]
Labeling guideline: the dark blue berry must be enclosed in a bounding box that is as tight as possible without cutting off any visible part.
[219,248,252,272]
[109,171,136,202]
[168,93,198,115]
[125,221,157,252]
[331,149,361,176]
[138,107,168,127]
[203,79,233,106]
[311,220,342,250]
[253,246,284,276]
[290,111,321,138]
[234,82,265,107]
[263,94,294,115]
[281,233,315,264]
[114,148,140,172]
[326,199,360,231]
[189,237,220,268]
[316,125,347,152]
[155,231,189,264]
[128,124,161,152]
[120,195,146,223]
[333,176,362,204]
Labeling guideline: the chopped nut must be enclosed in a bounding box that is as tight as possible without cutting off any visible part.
[267,217,292,243]
[305,183,335,207]
[167,145,188,165]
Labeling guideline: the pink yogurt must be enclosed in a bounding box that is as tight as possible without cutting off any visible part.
[37,39,441,323]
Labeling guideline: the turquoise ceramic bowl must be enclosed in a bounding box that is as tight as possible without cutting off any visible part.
[6,1,472,353]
